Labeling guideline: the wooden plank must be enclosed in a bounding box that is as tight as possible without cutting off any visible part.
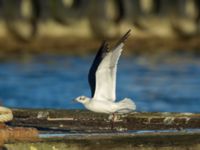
[9,109,200,131]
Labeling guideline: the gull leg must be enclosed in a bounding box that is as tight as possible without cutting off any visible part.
[109,113,116,130]
[112,113,115,130]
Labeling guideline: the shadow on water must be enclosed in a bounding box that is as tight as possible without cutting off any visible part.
[0,54,200,112]
[39,128,200,138]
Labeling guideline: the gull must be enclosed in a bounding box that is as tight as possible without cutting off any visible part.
[74,29,136,120]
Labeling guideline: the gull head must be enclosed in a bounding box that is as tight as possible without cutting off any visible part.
[74,96,90,104]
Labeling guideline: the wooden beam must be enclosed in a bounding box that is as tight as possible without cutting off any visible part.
[9,109,200,132]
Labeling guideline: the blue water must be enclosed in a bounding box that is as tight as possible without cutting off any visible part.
[0,54,200,112]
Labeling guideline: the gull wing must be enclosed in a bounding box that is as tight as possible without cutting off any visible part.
[88,41,109,97]
[93,30,131,101]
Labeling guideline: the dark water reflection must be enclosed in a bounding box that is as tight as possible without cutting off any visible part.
[0,55,200,112]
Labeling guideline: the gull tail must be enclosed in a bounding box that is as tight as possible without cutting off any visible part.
[116,98,136,113]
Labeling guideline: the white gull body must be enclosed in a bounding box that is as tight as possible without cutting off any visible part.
[74,30,136,114]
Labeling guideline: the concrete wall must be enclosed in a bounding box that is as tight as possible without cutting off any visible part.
[0,0,200,42]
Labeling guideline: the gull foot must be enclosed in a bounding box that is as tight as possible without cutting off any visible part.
[108,114,121,130]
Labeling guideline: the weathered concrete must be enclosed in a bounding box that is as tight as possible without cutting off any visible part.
[3,132,200,150]
[0,0,200,57]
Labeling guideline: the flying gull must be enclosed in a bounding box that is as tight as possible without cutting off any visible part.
[74,29,136,118]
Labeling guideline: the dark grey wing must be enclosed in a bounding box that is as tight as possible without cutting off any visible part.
[88,41,109,97]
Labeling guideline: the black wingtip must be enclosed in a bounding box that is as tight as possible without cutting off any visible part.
[114,29,131,47]
[100,40,109,53]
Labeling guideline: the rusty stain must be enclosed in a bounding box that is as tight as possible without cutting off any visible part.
[0,123,6,129]
[8,127,39,141]
[0,128,9,146]
[0,127,39,146]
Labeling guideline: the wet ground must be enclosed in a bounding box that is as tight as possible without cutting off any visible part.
[0,54,200,112]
